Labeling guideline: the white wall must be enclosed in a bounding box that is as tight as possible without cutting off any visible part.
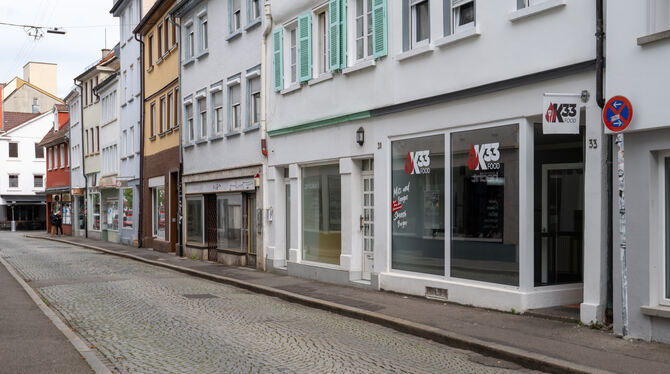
[179,0,265,175]
[68,90,86,189]
[606,1,670,132]
[0,112,53,202]
[267,0,596,131]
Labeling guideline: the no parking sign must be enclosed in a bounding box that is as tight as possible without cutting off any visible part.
[603,96,633,132]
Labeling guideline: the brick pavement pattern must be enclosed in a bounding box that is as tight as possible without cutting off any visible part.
[0,234,539,374]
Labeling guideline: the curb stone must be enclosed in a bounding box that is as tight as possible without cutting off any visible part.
[26,234,612,374]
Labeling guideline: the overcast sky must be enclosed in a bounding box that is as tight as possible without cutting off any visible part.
[1,0,120,98]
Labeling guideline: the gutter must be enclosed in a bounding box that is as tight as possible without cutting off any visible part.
[134,31,145,248]
[260,1,272,157]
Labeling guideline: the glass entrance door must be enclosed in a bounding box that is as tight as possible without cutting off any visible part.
[539,164,584,285]
[361,160,374,280]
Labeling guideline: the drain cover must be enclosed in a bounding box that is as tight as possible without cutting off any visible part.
[183,293,218,299]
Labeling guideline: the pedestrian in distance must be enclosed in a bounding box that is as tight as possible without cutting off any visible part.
[49,210,58,236]
[55,211,63,235]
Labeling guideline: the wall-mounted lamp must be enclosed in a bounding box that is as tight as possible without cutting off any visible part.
[356,127,365,146]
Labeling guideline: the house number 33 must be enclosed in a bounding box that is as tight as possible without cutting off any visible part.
[588,139,598,149]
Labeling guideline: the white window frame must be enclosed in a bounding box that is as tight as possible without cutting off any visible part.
[184,101,194,142]
[231,0,242,33]
[199,13,208,52]
[410,0,430,48]
[451,0,475,34]
[650,0,670,34]
[34,174,43,188]
[8,174,19,189]
[160,96,166,134]
[657,151,670,306]
[284,21,299,86]
[198,96,207,139]
[151,102,157,137]
[211,86,224,135]
[228,79,242,132]
[166,92,173,130]
[60,144,65,169]
[354,0,374,61]
[314,4,331,75]
[249,0,261,22]
[247,71,261,128]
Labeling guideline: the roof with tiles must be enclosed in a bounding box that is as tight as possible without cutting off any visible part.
[38,121,69,147]
[1,111,42,132]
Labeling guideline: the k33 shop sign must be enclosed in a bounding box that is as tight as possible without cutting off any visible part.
[542,93,581,134]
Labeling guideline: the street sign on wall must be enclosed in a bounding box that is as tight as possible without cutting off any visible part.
[542,93,581,134]
[603,96,633,132]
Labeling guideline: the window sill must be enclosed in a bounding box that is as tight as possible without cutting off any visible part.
[343,59,376,75]
[146,65,154,73]
[197,50,209,60]
[184,143,195,149]
[243,125,260,133]
[186,242,207,249]
[308,72,333,86]
[396,44,433,62]
[195,138,208,145]
[183,59,195,68]
[209,134,224,141]
[508,0,566,22]
[158,131,167,138]
[637,29,670,46]
[121,102,127,108]
[156,56,163,65]
[280,84,301,95]
[434,26,480,48]
[640,305,670,319]
[128,97,134,103]
[149,136,156,141]
[226,30,242,42]
[226,131,241,138]
[245,19,261,31]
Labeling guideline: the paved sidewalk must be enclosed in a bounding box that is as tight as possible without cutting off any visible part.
[0,252,93,374]
[28,234,670,374]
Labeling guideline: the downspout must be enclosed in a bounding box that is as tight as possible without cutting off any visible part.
[75,81,88,238]
[135,31,145,248]
[596,0,613,323]
[260,1,272,158]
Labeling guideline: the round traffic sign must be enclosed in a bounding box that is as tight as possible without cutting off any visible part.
[603,96,633,132]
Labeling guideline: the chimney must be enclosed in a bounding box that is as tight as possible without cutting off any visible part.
[102,49,111,59]
[22,62,58,97]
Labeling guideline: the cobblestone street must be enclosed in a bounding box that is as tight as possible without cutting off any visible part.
[0,233,541,374]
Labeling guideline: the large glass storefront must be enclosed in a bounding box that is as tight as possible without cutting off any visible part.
[122,188,133,229]
[89,193,101,230]
[391,135,445,275]
[451,125,519,286]
[302,164,341,265]
[186,196,203,244]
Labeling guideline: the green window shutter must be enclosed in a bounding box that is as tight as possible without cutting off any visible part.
[272,28,284,92]
[297,13,312,83]
[339,0,347,69]
[372,0,388,58]
[329,0,341,71]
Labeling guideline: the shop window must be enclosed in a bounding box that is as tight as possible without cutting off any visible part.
[451,125,519,286]
[104,199,119,231]
[123,188,134,229]
[187,196,204,243]
[78,196,86,230]
[153,186,166,240]
[62,198,72,225]
[391,135,445,275]
[217,194,243,251]
[90,193,101,231]
[533,124,584,286]
[302,164,341,265]
[9,142,18,158]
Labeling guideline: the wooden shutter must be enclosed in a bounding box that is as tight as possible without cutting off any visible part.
[372,0,388,58]
[329,0,341,71]
[297,13,313,83]
[272,28,284,92]
[339,0,347,69]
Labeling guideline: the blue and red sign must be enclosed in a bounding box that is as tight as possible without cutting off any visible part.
[603,96,633,132]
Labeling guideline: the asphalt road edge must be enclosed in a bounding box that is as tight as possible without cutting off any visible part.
[25,235,612,374]
[0,255,113,374]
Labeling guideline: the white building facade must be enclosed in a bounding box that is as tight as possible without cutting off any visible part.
[173,0,266,268]
[607,0,670,343]
[111,0,144,246]
[66,87,87,237]
[263,0,609,323]
[0,111,52,230]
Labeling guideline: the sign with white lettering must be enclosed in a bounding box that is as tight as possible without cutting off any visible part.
[542,93,580,134]
[186,178,255,194]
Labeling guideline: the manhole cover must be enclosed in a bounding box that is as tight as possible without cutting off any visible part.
[183,293,218,299]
